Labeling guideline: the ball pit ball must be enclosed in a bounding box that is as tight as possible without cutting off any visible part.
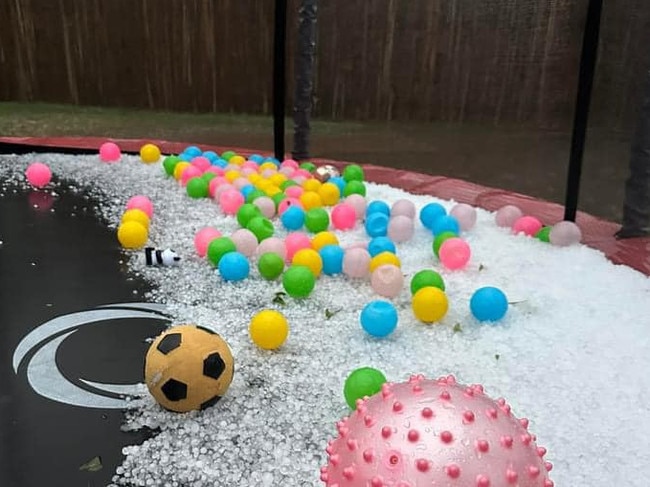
[495,204,524,227]
[140,143,161,164]
[99,142,121,162]
[25,162,52,188]
[302,178,322,193]
[186,177,210,199]
[191,156,211,172]
[230,229,259,257]
[219,188,245,214]
[117,221,148,249]
[208,177,226,198]
[217,251,250,282]
[331,203,357,230]
[246,188,266,204]
[249,309,289,350]
[319,244,345,275]
[221,150,236,161]
[343,367,387,410]
[311,231,339,251]
[536,226,551,242]
[173,161,190,181]
[343,247,372,279]
[432,214,461,236]
[364,213,389,238]
[253,196,276,219]
[255,237,287,261]
[369,251,401,272]
[549,220,582,246]
[144,324,234,413]
[278,197,303,216]
[370,264,404,299]
[432,230,457,258]
[300,161,317,173]
[360,300,398,338]
[121,208,150,229]
[292,248,323,277]
[246,216,275,242]
[410,269,445,294]
[343,164,364,182]
[343,180,367,197]
[180,165,202,186]
[282,265,316,298]
[257,252,285,280]
[318,182,340,206]
[236,203,263,228]
[387,215,415,242]
[126,195,154,218]
[450,202,478,231]
[470,286,509,322]
[328,176,346,195]
[391,198,416,219]
[162,155,180,176]
[284,231,312,261]
[512,215,543,236]
[321,374,553,487]
[419,202,447,230]
[438,237,471,270]
[305,208,330,233]
[206,237,237,267]
[285,185,304,199]
[281,206,306,231]
[366,200,391,217]
[367,236,396,257]
[345,194,367,220]
[412,286,448,323]
[194,227,222,257]
[183,146,202,158]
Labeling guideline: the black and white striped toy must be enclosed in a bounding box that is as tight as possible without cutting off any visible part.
[144,247,181,267]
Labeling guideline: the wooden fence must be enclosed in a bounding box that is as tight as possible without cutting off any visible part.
[0,0,648,129]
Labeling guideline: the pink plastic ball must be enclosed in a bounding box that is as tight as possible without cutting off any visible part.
[253,196,276,219]
[25,163,52,188]
[294,169,312,179]
[180,165,202,186]
[213,183,236,200]
[292,175,307,186]
[194,227,222,257]
[370,264,404,298]
[285,232,312,261]
[387,215,414,242]
[281,158,299,169]
[208,177,227,198]
[231,229,258,257]
[285,186,304,199]
[233,177,251,190]
[345,241,368,251]
[321,374,553,487]
[99,142,121,162]
[280,167,296,178]
[345,194,367,220]
[219,188,245,215]
[495,205,523,227]
[255,237,287,261]
[278,197,303,216]
[126,195,154,218]
[205,166,224,177]
[450,203,477,231]
[342,247,371,278]
[391,199,416,219]
[191,156,211,172]
[242,161,259,172]
[224,163,240,172]
[549,220,582,246]
[512,216,543,236]
[241,166,257,177]
[331,203,357,231]
[439,237,471,270]
[261,168,276,178]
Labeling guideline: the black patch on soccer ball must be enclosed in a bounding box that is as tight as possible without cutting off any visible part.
[157,333,182,354]
[200,394,222,410]
[203,352,226,379]
[195,325,216,335]
[161,378,187,401]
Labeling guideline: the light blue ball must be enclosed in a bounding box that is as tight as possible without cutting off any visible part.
[366,200,391,217]
[432,215,460,236]
[329,176,346,195]
[319,244,345,275]
[264,157,281,167]
[218,252,250,282]
[368,236,396,257]
[419,203,447,230]
[470,287,508,323]
[179,152,193,162]
[184,146,202,158]
[240,185,256,199]
[365,213,389,238]
[281,206,306,231]
[212,158,228,168]
[202,151,219,162]
[360,300,398,338]
[249,154,264,163]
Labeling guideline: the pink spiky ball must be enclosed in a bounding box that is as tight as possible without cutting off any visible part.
[321,374,553,487]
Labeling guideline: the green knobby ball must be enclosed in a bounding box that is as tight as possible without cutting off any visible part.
[343,367,387,410]
[343,180,366,197]
[410,269,446,294]
[162,155,180,176]
[246,216,275,242]
[257,252,285,280]
[433,231,457,257]
[300,162,317,173]
[343,164,364,182]
[186,177,209,198]
[282,265,316,298]
[304,208,330,233]
[237,203,262,228]
[207,237,236,267]
[536,226,551,242]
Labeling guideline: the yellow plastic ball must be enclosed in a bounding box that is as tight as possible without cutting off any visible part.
[121,208,150,229]
[412,287,449,323]
[300,191,323,211]
[369,251,401,272]
[318,182,341,206]
[311,231,339,251]
[265,186,282,198]
[302,178,322,193]
[256,179,273,191]
[230,155,246,166]
[225,170,241,183]
[269,173,287,186]
[248,173,262,184]
[173,161,191,180]
[117,221,148,249]
[259,162,277,172]
[292,248,323,277]
[140,144,161,164]
[249,310,289,350]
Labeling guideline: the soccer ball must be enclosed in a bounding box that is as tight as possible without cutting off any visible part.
[145,324,235,412]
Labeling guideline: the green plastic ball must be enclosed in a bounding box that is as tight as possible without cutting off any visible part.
[237,203,262,228]
[343,180,366,197]
[433,231,457,257]
[207,237,236,267]
[246,189,266,204]
[282,265,316,298]
[186,177,209,198]
[202,172,217,183]
[221,150,236,161]
[300,162,316,173]
[246,216,275,242]
[343,164,364,182]
[162,155,180,176]
[304,208,330,233]
[280,180,299,191]
[257,252,285,280]
[272,192,287,210]
[410,269,446,294]
[536,226,551,242]
[343,367,387,410]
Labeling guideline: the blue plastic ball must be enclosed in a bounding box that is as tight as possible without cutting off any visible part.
[264,157,281,167]
[432,215,460,236]
[328,176,346,195]
[364,213,389,238]
[217,252,250,282]
[184,146,202,158]
[360,300,398,338]
[202,151,219,162]
[281,206,306,231]
[240,184,256,199]
[419,203,447,230]
[179,152,193,162]
[366,200,391,217]
[213,158,228,168]
[249,154,264,163]
[368,236,396,257]
[319,244,345,275]
[470,287,508,322]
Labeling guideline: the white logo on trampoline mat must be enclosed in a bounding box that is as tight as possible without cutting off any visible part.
[12,303,170,409]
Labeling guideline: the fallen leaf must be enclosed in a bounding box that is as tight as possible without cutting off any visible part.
[452,323,462,333]
[79,456,103,472]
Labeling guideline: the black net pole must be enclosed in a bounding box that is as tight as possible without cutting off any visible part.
[273,0,288,161]
[563,0,603,221]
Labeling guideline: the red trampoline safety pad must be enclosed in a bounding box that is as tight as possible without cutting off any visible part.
[2,135,649,276]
